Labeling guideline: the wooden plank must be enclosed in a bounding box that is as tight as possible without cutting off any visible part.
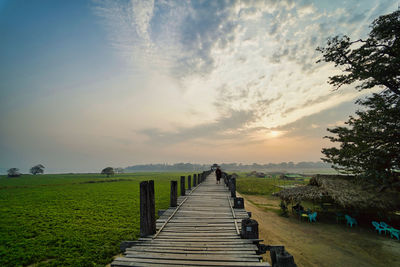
[125,247,257,253]
[112,257,270,266]
[124,251,261,260]
[126,243,258,249]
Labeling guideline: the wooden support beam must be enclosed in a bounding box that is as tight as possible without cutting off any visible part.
[180,176,185,196]
[140,180,156,237]
[170,180,177,207]
[230,177,236,198]
[193,174,197,187]
[188,175,191,190]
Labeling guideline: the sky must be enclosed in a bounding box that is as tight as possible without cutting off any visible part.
[0,0,397,173]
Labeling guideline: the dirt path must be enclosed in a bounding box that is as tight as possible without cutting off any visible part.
[240,194,400,267]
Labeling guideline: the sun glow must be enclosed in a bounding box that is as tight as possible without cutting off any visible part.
[268,130,284,138]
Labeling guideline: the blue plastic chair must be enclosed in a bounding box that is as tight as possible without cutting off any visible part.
[380,222,391,235]
[372,221,385,234]
[390,229,399,240]
[345,215,357,227]
[308,212,317,222]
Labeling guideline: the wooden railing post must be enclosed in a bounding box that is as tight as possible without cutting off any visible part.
[188,175,191,190]
[234,197,244,208]
[180,176,185,196]
[193,174,197,187]
[193,174,197,186]
[170,180,177,207]
[140,180,156,237]
[149,180,156,234]
[240,218,258,239]
[230,177,236,198]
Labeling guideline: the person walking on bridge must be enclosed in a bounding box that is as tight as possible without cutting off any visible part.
[215,167,222,184]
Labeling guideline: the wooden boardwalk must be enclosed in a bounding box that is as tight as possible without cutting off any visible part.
[111,173,270,266]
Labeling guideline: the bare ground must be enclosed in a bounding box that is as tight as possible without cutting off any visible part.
[240,194,400,267]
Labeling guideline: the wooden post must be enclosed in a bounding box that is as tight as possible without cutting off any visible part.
[193,174,197,186]
[140,180,156,237]
[193,174,197,187]
[234,197,244,209]
[180,176,185,196]
[188,175,191,190]
[270,247,296,267]
[148,180,156,234]
[140,181,149,237]
[198,173,201,183]
[230,177,236,198]
[170,180,177,207]
[240,218,258,239]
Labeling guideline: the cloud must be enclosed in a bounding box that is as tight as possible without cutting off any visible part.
[93,0,396,145]
[139,109,257,145]
[272,99,359,139]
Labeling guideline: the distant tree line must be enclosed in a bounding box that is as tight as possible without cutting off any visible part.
[6,164,45,177]
[124,162,331,172]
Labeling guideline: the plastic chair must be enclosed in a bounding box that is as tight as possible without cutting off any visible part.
[308,212,317,222]
[345,215,357,227]
[372,221,385,234]
[390,229,399,240]
[380,222,391,235]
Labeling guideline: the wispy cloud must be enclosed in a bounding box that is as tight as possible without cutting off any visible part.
[93,0,397,145]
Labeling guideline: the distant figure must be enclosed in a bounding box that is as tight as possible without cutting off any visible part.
[215,167,222,184]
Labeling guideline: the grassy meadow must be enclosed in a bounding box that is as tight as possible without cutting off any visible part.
[236,173,310,196]
[0,172,189,266]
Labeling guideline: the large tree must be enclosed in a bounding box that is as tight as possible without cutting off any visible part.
[30,164,45,175]
[317,10,400,96]
[322,91,400,184]
[319,9,400,185]
[101,167,114,177]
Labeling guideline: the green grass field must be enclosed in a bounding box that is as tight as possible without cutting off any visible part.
[0,173,190,266]
[236,174,310,196]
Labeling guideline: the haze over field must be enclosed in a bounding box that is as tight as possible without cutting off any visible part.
[0,0,397,173]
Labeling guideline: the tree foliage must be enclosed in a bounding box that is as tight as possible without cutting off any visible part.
[30,164,45,175]
[317,10,400,96]
[7,168,21,177]
[101,167,114,177]
[322,91,400,184]
[320,9,400,185]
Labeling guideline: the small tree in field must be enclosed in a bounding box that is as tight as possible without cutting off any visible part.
[7,168,21,177]
[30,164,45,175]
[101,167,114,177]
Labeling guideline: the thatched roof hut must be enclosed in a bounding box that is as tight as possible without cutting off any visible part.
[275,175,400,211]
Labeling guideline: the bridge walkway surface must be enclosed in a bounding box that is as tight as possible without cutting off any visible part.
[111,172,270,266]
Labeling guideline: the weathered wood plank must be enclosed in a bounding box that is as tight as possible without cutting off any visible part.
[123,252,262,261]
[125,247,257,253]
[112,257,270,266]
